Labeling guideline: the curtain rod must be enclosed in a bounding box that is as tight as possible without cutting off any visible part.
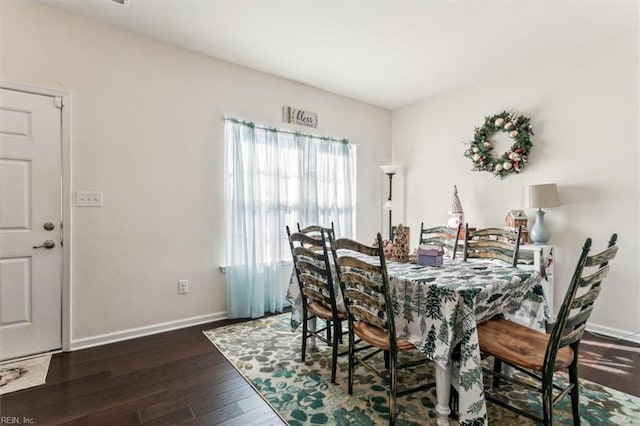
[224,115,350,144]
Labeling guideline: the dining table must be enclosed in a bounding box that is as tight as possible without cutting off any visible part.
[286,255,548,425]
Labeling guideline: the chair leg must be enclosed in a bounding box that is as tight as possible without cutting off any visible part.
[330,319,340,384]
[449,387,459,419]
[384,350,390,369]
[542,376,554,426]
[301,313,308,362]
[568,361,581,425]
[492,358,502,388]
[348,328,354,394]
[389,354,397,426]
[326,319,332,345]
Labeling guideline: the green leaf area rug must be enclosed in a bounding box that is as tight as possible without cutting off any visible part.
[204,314,640,425]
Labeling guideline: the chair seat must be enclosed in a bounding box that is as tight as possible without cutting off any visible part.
[477,318,574,371]
[353,321,415,352]
[308,301,347,321]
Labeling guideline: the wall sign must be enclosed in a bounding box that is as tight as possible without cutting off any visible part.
[283,106,318,128]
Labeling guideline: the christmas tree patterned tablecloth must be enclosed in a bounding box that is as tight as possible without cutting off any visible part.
[386,258,546,425]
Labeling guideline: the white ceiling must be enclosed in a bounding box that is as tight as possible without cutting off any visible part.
[35,0,638,109]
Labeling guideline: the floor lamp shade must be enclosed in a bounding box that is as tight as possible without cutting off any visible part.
[380,164,404,175]
[523,183,560,244]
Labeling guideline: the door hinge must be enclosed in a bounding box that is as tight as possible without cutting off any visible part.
[54,97,63,109]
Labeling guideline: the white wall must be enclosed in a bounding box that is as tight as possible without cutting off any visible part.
[392,30,639,338]
[1,3,391,343]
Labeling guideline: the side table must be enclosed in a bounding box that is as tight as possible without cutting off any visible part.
[520,244,555,321]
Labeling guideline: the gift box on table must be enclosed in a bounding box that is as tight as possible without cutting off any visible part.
[417,244,444,266]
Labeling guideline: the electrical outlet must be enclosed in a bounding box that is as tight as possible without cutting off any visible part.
[178,280,189,294]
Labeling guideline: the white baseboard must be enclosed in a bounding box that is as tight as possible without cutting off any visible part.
[68,312,640,350]
[587,323,640,345]
[70,311,228,351]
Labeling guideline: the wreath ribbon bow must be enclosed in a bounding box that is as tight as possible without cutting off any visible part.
[463,111,533,178]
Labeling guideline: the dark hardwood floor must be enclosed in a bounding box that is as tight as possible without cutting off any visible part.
[1,316,638,425]
[575,330,640,398]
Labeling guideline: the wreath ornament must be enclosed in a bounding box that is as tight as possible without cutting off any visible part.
[463,111,534,178]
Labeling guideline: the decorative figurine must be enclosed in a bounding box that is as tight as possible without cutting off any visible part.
[447,185,464,228]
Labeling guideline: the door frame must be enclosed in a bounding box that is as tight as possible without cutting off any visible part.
[1,81,73,352]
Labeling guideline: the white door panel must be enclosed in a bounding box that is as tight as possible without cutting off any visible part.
[0,88,62,360]
[1,159,31,230]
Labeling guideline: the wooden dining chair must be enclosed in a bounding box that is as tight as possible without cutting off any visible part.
[296,222,340,341]
[330,232,434,425]
[463,223,523,267]
[477,234,618,425]
[419,222,462,259]
[286,226,347,384]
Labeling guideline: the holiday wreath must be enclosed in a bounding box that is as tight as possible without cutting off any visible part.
[463,111,534,178]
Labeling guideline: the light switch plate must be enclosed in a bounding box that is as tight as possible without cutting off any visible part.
[76,191,103,207]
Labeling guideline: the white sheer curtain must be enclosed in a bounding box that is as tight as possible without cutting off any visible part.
[224,117,356,318]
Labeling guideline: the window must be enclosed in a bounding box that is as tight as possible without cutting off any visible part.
[224,117,356,318]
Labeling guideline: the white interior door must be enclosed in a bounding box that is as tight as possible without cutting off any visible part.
[0,88,62,360]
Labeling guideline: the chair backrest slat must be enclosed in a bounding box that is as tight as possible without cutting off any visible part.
[301,284,332,305]
[292,234,324,252]
[471,227,515,239]
[465,240,517,262]
[297,222,336,241]
[340,270,384,292]
[349,305,387,329]
[585,244,618,267]
[571,287,601,309]
[578,265,610,288]
[558,323,588,347]
[337,261,386,315]
[466,249,514,264]
[342,285,385,311]
[337,255,382,273]
[333,238,379,256]
[296,259,326,276]
[563,306,594,331]
[516,249,535,265]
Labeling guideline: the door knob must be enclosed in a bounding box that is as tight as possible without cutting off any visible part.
[44,222,56,231]
[33,240,56,249]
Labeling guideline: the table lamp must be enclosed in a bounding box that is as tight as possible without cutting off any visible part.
[380,164,403,240]
[522,183,560,244]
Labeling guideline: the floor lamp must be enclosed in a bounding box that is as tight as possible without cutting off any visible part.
[380,164,403,240]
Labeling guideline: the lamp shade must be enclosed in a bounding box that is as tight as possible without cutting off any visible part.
[380,164,403,175]
[522,183,560,209]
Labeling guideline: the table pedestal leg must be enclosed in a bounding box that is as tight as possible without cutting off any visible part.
[435,364,451,426]
[308,317,317,348]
